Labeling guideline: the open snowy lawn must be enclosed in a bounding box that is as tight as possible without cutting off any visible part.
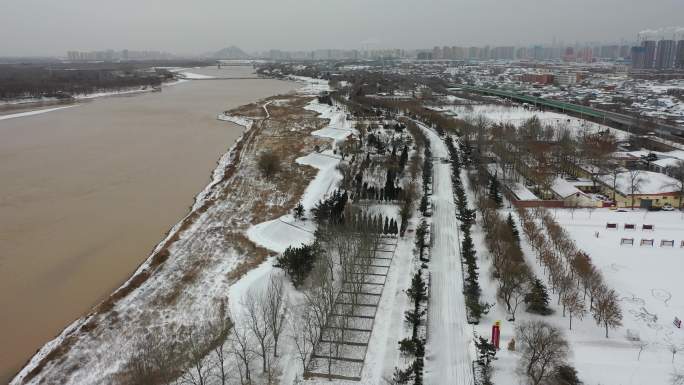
[246,215,314,254]
[247,149,341,254]
[294,151,343,209]
[472,206,684,385]
[443,104,630,140]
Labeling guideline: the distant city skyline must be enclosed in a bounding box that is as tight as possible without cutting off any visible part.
[2,0,683,56]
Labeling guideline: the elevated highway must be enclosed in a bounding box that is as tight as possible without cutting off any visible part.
[452,84,683,137]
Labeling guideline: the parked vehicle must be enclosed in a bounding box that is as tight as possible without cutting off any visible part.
[662,204,675,211]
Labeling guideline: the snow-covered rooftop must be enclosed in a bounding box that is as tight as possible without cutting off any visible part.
[599,171,680,196]
[551,177,584,198]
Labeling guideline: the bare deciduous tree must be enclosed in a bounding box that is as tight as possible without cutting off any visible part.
[230,325,256,385]
[626,168,644,209]
[592,287,623,338]
[243,287,275,373]
[497,260,530,321]
[516,320,570,385]
[632,339,649,361]
[178,326,213,385]
[265,273,288,357]
[210,300,233,385]
[563,289,586,331]
[290,306,319,376]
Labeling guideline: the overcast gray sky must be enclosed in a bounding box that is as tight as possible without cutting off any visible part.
[2,0,683,56]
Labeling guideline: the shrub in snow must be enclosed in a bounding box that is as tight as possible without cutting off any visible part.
[507,337,516,351]
[257,150,281,179]
[293,202,305,220]
[551,364,583,385]
[275,242,319,287]
[474,334,497,385]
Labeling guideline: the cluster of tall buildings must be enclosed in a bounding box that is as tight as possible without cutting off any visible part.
[66,49,174,62]
[420,44,634,62]
[631,39,684,69]
[261,49,405,61]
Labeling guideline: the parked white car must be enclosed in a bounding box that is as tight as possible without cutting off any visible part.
[662,204,675,211]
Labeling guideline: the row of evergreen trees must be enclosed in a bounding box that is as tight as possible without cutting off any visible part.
[354,143,408,202]
[349,212,399,235]
[393,128,433,385]
[446,136,489,324]
[311,190,348,225]
[394,271,428,384]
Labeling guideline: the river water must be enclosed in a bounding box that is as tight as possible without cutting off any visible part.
[0,66,296,381]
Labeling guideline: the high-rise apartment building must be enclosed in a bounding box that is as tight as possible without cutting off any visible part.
[677,40,684,69]
[655,40,677,69]
[642,40,657,68]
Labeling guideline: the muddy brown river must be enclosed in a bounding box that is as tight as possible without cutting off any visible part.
[0,66,296,382]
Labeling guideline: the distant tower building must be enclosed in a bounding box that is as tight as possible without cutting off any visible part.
[619,45,631,59]
[655,40,677,69]
[480,46,490,60]
[532,46,544,60]
[600,45,619,59]
[516,47,528,59]
[431,46,441,60]
[417,51,432,60]
[630,46,646,68]
[441,46,450,59]
[642,40,657,69]
[563,47,575,61]
[677,40,684,69]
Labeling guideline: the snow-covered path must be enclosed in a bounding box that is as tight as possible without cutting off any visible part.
[422,126,474,385]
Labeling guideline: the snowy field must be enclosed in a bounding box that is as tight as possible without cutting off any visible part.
[470,205,684,385]
[437,104,630,140]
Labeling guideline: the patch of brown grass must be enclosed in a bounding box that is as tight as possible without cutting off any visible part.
[226,233,272,281]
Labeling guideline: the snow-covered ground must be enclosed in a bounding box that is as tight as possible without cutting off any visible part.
[420,124,475,385]
[469,201,684,384]
[530,209,684,385]
[288,76,330,96]
[0,105,77,120]
[179,72,216,80]
[246,151,340,254]
[0,81,186,121]
[441,104,631,140]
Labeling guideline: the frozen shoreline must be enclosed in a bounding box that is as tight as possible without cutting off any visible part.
[0,80,187,121]
[0,105,78,121]
[10,78,306,385]
[10,105,259,385]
